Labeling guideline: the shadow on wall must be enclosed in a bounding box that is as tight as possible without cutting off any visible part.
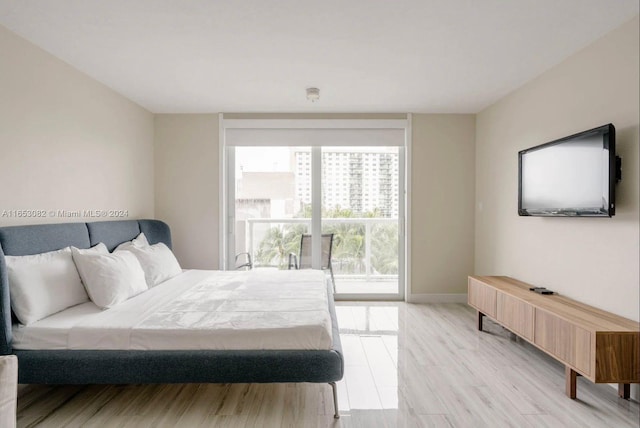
[614,125,639,219]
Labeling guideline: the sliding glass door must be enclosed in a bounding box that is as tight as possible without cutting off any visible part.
[229,146,311,270]
[321,147,401,296]
[223,120,406,300]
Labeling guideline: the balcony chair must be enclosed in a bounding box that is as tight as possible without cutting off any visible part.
[288,233,336,293]
[234,252,253,270]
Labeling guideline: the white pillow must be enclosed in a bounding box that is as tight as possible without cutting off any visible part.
[120,243,182,287]
[6,247,89,325]
[71,248,148,309]
[74,242,109,256]
[114,232,150,252]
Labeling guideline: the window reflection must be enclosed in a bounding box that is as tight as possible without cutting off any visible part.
[336,305,399,411]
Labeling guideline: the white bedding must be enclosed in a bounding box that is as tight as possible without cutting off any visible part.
[11,269,333,351]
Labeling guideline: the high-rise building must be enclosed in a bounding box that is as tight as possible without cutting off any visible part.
[294,149,399,218]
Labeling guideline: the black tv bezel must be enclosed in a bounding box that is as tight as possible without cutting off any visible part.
[518,123,616,217]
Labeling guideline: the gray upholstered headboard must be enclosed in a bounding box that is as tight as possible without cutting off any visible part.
[0,219,171,355]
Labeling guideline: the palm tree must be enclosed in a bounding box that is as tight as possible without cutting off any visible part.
[255,223,307,268]
[370,223,398,274]
[323,221,365,274]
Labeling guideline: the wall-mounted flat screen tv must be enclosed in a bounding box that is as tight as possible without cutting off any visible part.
[518,124,620,217]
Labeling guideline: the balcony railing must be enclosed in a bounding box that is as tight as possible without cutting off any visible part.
[237,217,399,282]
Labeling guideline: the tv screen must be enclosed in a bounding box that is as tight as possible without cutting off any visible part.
[518,124,618,217]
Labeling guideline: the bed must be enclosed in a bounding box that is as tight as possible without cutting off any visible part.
[0,219,344,418]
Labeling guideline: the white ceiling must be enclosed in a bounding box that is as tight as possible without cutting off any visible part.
[0,1,637,113]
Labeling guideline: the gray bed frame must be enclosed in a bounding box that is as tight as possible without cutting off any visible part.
[0,219,344,418]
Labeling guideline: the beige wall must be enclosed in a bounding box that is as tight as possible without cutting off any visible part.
[155,112,476,296]
[410,115,476,296]
[154,114,219,269]
[475,17,639,320]
[0,25,154,226]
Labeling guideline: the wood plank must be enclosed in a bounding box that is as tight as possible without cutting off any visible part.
[595,332,640,382]
[343,364,383,410]
[26,385,120,427]
[16,302,640,428]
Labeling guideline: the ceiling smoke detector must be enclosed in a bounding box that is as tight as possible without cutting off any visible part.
[306,87,320,102]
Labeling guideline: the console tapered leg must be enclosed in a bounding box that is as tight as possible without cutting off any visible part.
[565,366,577,399]
[477,311,484,331]
[329,382,340,419]
[618,383,630,399]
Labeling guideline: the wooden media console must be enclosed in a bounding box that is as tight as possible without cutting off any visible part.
[468,276,639,399]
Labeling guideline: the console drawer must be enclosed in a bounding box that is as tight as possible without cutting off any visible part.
[497,293,534,341]
[534,309,592,376]
[468,277,496,317]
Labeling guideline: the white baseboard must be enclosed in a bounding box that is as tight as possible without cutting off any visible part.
[407,293,468,303]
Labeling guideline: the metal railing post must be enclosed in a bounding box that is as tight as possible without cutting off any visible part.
[365,221,372,280]
[248,219,254,264]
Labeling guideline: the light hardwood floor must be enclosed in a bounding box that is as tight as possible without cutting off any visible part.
[16,303,639,427]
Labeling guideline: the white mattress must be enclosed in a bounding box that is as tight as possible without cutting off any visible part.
[12,269,333,351]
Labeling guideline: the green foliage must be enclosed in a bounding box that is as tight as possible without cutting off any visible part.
[370,223,399,274]
[254,205,399,275]
[324,221,366,274]
[255,223,307,269]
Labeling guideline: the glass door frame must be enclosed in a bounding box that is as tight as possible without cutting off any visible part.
[323,146,405,301]
[220,116,411,301]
